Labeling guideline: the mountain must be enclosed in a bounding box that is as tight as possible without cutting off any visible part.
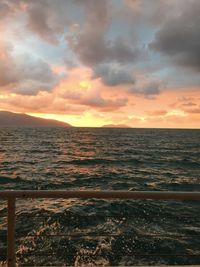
[102,124,131,128]
[0,111,72,127]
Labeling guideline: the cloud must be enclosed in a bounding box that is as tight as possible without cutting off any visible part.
[129,75,162,98]
[40,66,129,113]
[1,0,199,128]
[80,94,128,112]
[66,0,110,66]
[67,0,142,67]
[130,81,160,96]
[12,80,56,96]
[0,40,59,95]
[0,0,22,20]
[0,0,72,44]
[183,107,200,114]
[26,1,59,45]
[147,110,168,116]
[93,63,135,86]
[68,33,142,67]
[0,91,86,114]
[70,86,128,112]
[0,85,128,114]
[150,0,200,71]
[23,56,58,83]
[0,1,10,18]
[182,102,197,107]
[25,0,76,45]
[170,95,200,109]
[0,42,18,87]
[1,0,143,66]
[124,0,171,25]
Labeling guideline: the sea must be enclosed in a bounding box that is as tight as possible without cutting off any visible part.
[0,127,200,266]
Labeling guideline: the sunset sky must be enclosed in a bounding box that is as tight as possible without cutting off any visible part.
[0,0,199,128]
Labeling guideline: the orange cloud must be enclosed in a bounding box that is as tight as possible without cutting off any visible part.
[0,71,199,127]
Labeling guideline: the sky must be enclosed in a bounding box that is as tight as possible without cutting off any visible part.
[0,0,199,128]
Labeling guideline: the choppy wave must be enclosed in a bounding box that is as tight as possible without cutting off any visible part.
[57,158,142,166]
[0,175,24,184]
[0,127,200,266]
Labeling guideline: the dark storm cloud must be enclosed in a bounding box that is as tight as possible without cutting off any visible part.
[125,0,194,26]
[93,64,135,86]
[150,0,200,71]
[25,0,75,45]
[2,0,133,63]
[67,0,142,66]
[21,56,57,83]
[16,56,59,95]
[0,1,10,17]
[0,0,22,17]
[1,0,143,66]
[129,80,161,97]
[26,1,59,45]
[124,0,173,26]
[68,31,142,67]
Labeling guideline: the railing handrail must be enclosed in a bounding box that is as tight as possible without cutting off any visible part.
[1,190,200,267]
[0,190,200,200]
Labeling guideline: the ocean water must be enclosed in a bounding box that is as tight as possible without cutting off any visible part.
[0,127,200,266]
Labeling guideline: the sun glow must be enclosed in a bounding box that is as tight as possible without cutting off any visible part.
[166,110,187,117]
[28,112,109,127]
[79,81,91,89]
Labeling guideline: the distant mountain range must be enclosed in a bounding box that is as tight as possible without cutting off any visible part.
[0,111,72,127]
[102,124,131,128]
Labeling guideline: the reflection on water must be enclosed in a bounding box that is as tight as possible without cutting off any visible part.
[0,127,200,265]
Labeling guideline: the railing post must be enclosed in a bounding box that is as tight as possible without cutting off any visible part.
[7,197,16,267]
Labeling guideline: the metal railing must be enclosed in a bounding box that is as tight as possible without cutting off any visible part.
[0,190,200,267]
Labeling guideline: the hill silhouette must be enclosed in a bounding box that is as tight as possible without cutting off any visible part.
[0,111,72,127]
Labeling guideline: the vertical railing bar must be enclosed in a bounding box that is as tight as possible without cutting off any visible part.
[7,197,16,267]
